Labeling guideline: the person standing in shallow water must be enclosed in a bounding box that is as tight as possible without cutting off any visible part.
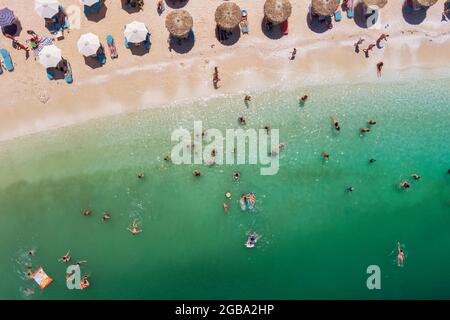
[213,67,220,89]
[377,62,384,77]
[397,241,405,267]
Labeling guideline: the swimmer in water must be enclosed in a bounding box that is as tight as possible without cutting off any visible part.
[369,158,376,164]
[138,171,145,179]
[238,116,246,125]
[368,120,377,125]
[82,208,92,216]
[346,186,355,192]
[397,241,405,267]
[264,126,270,134]
[225,191,231,199]
[193,170,202,177]
[360,127,370,133]
[233,172,241,181]
[332,116,340,131]
[128,220,142,235]
[27,250,36,257]
[80,275,90,289]
[59,250,71,263]
[300,95,308,102]
[411,173,421,181]
[322,152,330,160]
[164,155,171,161]
[223,203,228,212]
[399,181,410,189]
[211,149,217,157]
[102,212,111,221]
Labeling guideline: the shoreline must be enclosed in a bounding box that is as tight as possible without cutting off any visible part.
[0,0,449,142]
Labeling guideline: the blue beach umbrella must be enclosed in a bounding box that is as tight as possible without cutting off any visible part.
[0,8,15,28]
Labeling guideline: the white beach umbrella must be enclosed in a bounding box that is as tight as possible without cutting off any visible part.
[77,33,101,56]
[79,0,100,6]
[39,44,62,68]
[35,0,60,19]
[124,21,149,43]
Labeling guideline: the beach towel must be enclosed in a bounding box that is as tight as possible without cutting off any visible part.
[32,267,53,289]
[346,0,354,18]
[33,37,53,57]
[0,48,13,72]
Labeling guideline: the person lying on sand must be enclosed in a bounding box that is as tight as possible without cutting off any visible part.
[363,43,376,57]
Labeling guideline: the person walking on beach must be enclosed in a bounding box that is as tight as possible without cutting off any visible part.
[299,95,309,105]
[363,43,376,58]
[290,48,297,60]
[213,67,220,89]
[377,62,384,77]
[397,241,405,267]
[59,251,71,263]
[354,37,365,53]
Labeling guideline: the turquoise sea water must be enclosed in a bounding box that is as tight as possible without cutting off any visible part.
[0,77,449,299]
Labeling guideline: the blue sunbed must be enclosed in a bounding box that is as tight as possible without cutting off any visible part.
[65,74,73,84]
[347,0,354,18]
[144,33,151,50]
[335,10,342,22]
[125,37,130,49]
[188,30,195,42]
[47,68,55,80]
[0,48,14,72]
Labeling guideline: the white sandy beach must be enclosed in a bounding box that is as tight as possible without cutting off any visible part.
[0,0,449,141]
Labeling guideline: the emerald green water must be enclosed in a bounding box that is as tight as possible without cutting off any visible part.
[0,77,449,299]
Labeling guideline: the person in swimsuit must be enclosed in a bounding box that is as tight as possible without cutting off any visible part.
[233,172,240,181]
[411,174,421,181]
[264,126,271,134]
[164,155,171,161]
[346,186,355,192]
[193,170,202,177]
[362,43,376,58]
[27,250,36,257]
[138,171,145,179]
[369,158,376,164]
[360,127,370,133]
[397,241,405,267]
[332,116,341,131]
[223,203,228,212]
[59,250,71,263]
[244,95,251,103]
[102,212,111,221]
[82,208,92,216]
[399,181,410,189]
[238,116,246,125]
[377,62,384,77]
[128,220,142,235]
[368,120,377,125]
[322,152,330,160]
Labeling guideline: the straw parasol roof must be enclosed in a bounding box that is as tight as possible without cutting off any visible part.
[264,0,292,24]
[215,2,241,30]
[165,9,193,38]
[311,0,340,16]
[414,0,438,6]
[362,0,388,9]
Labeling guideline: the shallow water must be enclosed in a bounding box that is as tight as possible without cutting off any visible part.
[0,77,449,299]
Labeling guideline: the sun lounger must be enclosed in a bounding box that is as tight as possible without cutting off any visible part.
[125,37,130,49]
[346,0,354,18]
[97,45,106,65]
[281,19,288,35]
[0,48,14,72]
[188,30,195,42]
[241,9,248,34]
[335,9,342,22]
[47,68,55,80]
[106,35,118,58]
[144,33,151,50]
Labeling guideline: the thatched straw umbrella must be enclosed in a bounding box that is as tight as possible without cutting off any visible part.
[264,0,292,24]
[311,0,340,16]
[165,9,193,38]
[414,0,438,7]
[215,2,241,30]
[362,0,388,9]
